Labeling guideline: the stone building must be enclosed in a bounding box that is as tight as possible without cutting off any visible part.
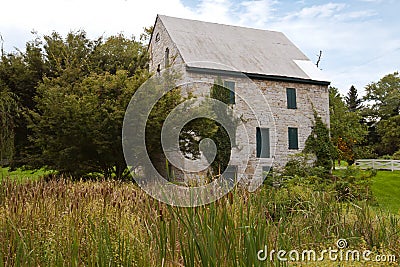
[147,15,330,182]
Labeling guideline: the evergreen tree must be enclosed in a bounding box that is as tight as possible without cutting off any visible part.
[329,87,368,164]
[0,87,18,165]
[345,85,362,112]
[10,31,149,179]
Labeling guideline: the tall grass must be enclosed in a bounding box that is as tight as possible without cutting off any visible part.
[0,177,399,266]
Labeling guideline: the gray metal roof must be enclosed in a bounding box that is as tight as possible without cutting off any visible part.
[158,15,329,84]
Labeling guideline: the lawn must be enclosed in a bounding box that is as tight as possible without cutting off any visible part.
[0,167,52,182]
[371,170,400,214]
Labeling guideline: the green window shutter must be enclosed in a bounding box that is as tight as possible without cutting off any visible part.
[288,127,299,149]
[224,81,235,104]
[256,127,261,157]
[286,88,297,109]
[256,127,270,158]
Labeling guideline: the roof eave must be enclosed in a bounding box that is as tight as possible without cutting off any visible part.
[246,72,331,86]
[186,66,331,86]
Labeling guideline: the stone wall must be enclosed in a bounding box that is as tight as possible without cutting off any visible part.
[180,71,329,180]
[148,16,184,74]
[148,16,330,182]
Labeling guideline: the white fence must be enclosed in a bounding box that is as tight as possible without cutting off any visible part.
[355,159,400,171]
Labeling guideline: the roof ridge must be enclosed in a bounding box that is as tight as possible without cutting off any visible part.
[157,14,281,34]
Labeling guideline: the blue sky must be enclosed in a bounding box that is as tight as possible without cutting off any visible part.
[0,0,399,95]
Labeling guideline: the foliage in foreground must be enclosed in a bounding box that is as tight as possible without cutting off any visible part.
[0,177,398,266]
[280,155,377,203]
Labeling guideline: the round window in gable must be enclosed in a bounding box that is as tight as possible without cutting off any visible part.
[155,33,160,42]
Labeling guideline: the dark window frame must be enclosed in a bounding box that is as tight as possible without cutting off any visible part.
[256,127,270,158]
[288,127,299,150]
[165,47,170,68]
[223,165,238,182]
[286,88,297,109]
[223,80,235,104]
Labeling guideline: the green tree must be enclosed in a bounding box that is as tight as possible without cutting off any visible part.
[30,71,148,179]
[304,111,336,173]
[0,86,18,165]
[377,115,400,155]
[124,68,219,180]
[345,85,362,112]
[24,32,149,179]
[363,72,400,155]
[90,34,148,76]
[0,37,47,167]
[145,76,236,179]
[42,31,94,81]
[364,72,400,121]
[329,87,368,164]
[208,77,236,175]
[144,70,184,178]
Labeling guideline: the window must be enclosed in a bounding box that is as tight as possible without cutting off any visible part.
[223,81,235,104]
[262,166,272,180]
[165,48,169,68]
[256,127,270,158]
[223,165,237,183]
[286,88,297,109]
[155,33,160,42]
[288,127,299,149]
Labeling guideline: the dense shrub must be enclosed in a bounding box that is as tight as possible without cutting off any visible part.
[281,156,376,203]
[392,150,400,160]
[282,153,327,178]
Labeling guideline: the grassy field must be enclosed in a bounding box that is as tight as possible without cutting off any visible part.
[0,172,399,266]
[372,171,400,214]
[0,167,399,265]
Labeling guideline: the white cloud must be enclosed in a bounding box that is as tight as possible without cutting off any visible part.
[284,3,347,20]
[189,0,234,24]
[237,0,278,28]
[357,0,383,2]
[0,0,194,44]
[333,10,377,20]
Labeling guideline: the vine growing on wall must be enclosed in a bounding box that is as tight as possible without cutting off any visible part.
[304,111,336,174]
